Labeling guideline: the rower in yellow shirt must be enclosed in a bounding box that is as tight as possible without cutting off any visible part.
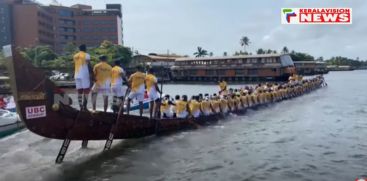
[220,96,229,114]
[176,95,189,118]
[211,95,221,113]
[160,94,174,118]
[145,68,161,119]
[127,65,146,116]
[189,96,201,118]
[91,55,112,112]
[201,97,212,116]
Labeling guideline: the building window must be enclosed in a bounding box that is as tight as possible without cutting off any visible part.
[59,10,73,17]
[235,69,244,75]
[248,69,258,75]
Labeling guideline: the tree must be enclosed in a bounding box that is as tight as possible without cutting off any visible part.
[266,49,273,54]
[290,51,314,61]
[316,56,324,62]
[63,42,78,55]
[240,36,250,52]
[90,40,133,66]
[281,46,289,54]
[256,48,265,55]
[209,52,213,57]
[193,46,208,57]
[0,51,5,69]
[223,52,228,56]
[19,45,57,67]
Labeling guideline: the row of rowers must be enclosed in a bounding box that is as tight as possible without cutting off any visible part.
[160,76,324,119]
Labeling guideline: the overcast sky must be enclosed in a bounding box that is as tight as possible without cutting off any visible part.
[38,0,367,60]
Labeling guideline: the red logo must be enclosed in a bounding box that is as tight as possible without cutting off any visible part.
[25,105,47,119]
[282,8,352,24]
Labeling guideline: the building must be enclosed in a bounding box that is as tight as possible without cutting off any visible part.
[130,53,186,80]
[0,3,13,48]
[131,53,186,68]
[327,65,354,71]
[0,0,123,53]
[171,54,296,82]
[294,61,328,75]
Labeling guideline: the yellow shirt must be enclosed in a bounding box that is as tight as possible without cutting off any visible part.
[129,71,146,92]
[234,97,241,108]
[201,100,211,112]
[161,100,170,112]
[175,100,187,114]
[145,73,157,91]
[211,100,220,111]
[93,62,112,86]
[241,96,248,106]
[220,99,228,110]
[228,98,235,109]
[111,66,124,86]
[189,100,201,113]
[73,51,90,79]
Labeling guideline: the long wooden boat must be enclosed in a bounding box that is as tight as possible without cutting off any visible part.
[3,45,323,163]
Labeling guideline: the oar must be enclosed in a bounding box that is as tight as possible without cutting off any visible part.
[154,68,164,133]
[103,87,130,151]
[55,108,84,164]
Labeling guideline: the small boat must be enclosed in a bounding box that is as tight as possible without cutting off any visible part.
[0,109,23,138]
[2,45,324,163]
[125,97,150,112]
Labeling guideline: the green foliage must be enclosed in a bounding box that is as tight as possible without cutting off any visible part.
[240,36,250,51]
[256,48,265,54]
[19,45,57,67]
[282,46,289,54]
[193,47,208,57]
[63,42,78,55]
[290,51,314,61]
[325,56,367,68]
[18,40,133,71]
[0,51,5,68]
[90,40,132,67]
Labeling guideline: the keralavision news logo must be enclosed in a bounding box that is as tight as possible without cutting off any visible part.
[281,8,352,24]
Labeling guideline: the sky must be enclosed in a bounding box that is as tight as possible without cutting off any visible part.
[38,0,367,60]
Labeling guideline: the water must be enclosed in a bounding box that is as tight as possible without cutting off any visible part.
[0,70,367,181]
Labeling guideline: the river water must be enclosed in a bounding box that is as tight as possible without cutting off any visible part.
[0,70,366,181]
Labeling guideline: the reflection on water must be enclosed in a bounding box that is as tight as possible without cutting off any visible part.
[0,70,367,181]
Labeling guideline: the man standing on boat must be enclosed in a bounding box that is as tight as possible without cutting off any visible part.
[111,59,128,113]
[91,55,112,112]
[127,65,146,116]
[145,67,161,119]
[73,44,93,110]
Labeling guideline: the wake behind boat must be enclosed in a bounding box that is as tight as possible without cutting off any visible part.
[3,45,326,163]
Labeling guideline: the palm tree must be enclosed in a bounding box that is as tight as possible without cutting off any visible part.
[240,36,250,52]
[281,46,289,54]
[193,47,208,57]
